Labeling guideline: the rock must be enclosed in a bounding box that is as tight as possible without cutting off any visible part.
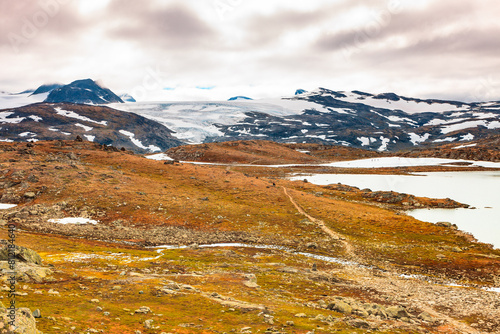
[244,281,259,288]
[347,319,371,329]
[385,305,410,319]
[452,247,463,252]
[0,243,42,264]
[312,263,317,271]
[90,299,100,303]
[135,306,151,314]
[23,192,36,199]
[285,321,295,326]
[32,309,41,318]
[436,221,453,228]
[418,312,434,322]
[295,313,307,318]
[144,319,154,329]
[47,289,59,295]
[0,307,42,334]
[327,301,352,315]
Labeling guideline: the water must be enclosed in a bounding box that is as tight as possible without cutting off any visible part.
[290,172,500,248]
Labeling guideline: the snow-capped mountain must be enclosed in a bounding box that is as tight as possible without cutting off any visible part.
[0,103,182,153]
[2,85,499,152]
[111,88,500,151]
[45,79,124,104]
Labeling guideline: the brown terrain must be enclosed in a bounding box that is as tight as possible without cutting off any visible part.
[399,134,500,162]
[0,139,499,334]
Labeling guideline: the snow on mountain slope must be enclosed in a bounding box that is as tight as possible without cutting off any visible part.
[0,91,49,109]
[110,98,328,143]
[333,91,468,114]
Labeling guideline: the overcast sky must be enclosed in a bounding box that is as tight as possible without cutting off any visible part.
[1,0,499,101]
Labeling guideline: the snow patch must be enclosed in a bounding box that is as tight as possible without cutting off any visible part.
[453,143,477,149]
[441,120,486,134]
[0,204,17,209]
[54,107,107,125]
[408,133,430,145]
[84,135,95,142]
[75,123,93,131]
[357,137,370,146]
[119,130,161,153]
[19,132,37,138]
[377,137,390,151]
[0,111,25,124]
[460,133,474,141]
[28,115,43,122]
[433,137,457,143]
[48,217,98,225]
[146,153,174,161]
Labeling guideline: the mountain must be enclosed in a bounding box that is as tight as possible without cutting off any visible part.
[228,96,253,101]
[0,102,182,153]
[45,79,124,104]
[119,93,136,102]
[113,88,500,151]
[295,89,307,95]
[31,83,63,95]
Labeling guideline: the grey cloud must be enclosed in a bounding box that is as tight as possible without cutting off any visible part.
[106,0,216,50]
[0,0,88,51]
[314,0,478,52]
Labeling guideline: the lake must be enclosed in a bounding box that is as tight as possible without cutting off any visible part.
[289,171,500,248]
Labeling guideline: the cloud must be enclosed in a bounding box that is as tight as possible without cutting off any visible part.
[0,0,500,102]
[106,1,216,50]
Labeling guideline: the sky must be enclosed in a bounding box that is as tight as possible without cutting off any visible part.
[1,0,499,102]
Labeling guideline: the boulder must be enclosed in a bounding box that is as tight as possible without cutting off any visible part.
[0,307,42,334]
[327,300,352,315]
[0,243,42,265]
[385,305,410,319]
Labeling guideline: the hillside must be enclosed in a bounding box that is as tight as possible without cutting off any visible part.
[399,134,500,162]
[0,140,499,333]
[166,140,325,165]
[0,103,182,153]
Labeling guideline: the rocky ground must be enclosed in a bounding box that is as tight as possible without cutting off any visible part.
[0,140,499,333]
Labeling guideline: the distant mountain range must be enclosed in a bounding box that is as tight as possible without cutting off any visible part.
[1,81,499,153]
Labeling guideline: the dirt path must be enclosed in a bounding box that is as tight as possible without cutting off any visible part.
[282,187,356,258]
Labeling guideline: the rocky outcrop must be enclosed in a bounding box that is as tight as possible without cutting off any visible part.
[0,307,43,334]
[0,242,42,265]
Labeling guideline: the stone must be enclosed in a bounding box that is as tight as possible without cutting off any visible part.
[347,319,371,329]
[327,301,352,315]
[135,306,151,314]
[295,313,307,318]
[0,243,42,265]
[90,299,100,303]
[385,305,410,319]
[32,309,41,318]
[144,319,154,329]
[23,192,36,199]
[0,307,41,334]
[418,312,434,322]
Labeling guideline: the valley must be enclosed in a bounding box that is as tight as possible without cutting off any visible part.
[0,139,499,333]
